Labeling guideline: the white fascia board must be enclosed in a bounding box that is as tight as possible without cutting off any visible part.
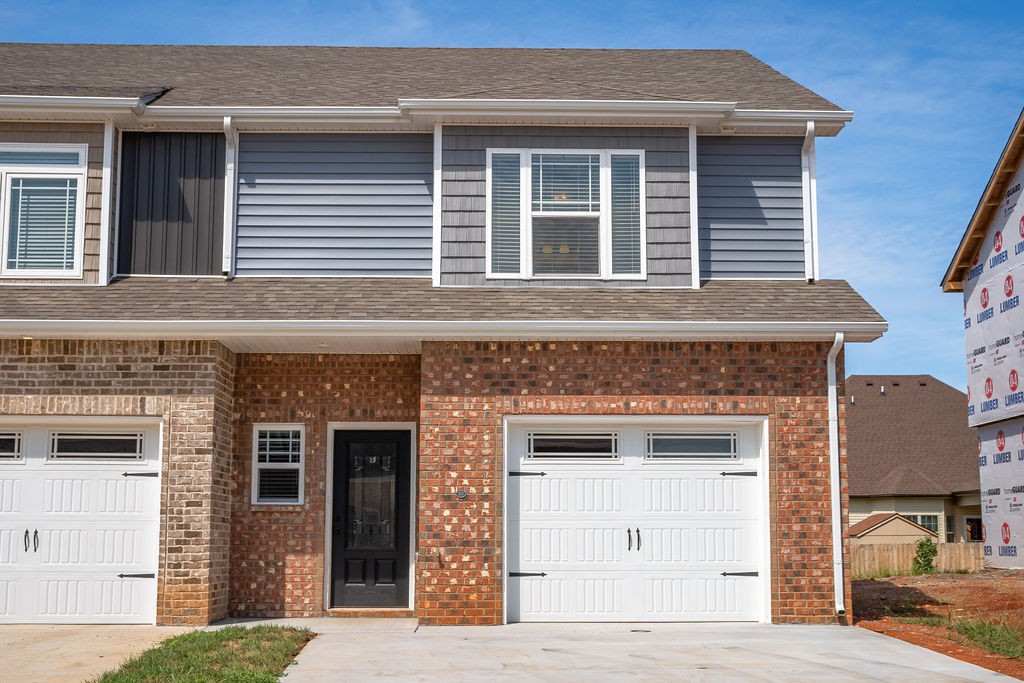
[726,109,854,135]
[1,318,888,342]
[142,106,407,126]
[399,98,737,119]
[0,95,145,116]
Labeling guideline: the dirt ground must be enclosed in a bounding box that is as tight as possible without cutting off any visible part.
[853,569,1024,680]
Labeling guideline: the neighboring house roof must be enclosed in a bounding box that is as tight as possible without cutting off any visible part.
[0,277,882,333]
[848,512,938,538]
[846,375,979,497]
[0,44,841,111]
[942,107,1024,291]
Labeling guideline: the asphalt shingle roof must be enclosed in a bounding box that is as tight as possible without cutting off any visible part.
[846,375,979,497]
[0,277,880,323]
[0,44,843,110]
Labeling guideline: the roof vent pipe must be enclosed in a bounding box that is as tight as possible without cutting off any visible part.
[880,385,885,395]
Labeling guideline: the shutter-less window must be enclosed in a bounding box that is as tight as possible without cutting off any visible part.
[0,151,80,166]
[49,432,144,461]
[7,177,78,271]
[531,154,600,212]
[532,217,600,275]
[527,433,619,460]
[253,427,304,504]
[0,432,22,461]
[611,154,642,275]
[646,433,737,460]
[490,153,521,274]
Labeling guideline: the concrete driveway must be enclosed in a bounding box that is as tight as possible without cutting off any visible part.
[0,624,190,683]
[238,618,1014,683]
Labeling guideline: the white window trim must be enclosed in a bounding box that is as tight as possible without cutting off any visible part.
[251,423,305,506]
[47,430,145,463]
[0,143,88,279]
[644,430,739,462]
[485,148,647,281]
[0,430,23,463]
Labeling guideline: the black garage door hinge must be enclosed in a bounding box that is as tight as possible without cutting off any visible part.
[509,471,547,477]
[122,471,159,477]
[509,571,548,577]
[720,571,758,577]
[719,471,757,477]
[118,572,156,579]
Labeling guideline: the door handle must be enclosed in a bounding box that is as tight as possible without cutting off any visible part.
[636,528,641,551]
[33,529,38,553]
[23,529,29,552]
[627,528,632,551]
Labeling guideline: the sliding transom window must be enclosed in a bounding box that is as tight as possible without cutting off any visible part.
[487,149,645,279]
[0,144,88,278]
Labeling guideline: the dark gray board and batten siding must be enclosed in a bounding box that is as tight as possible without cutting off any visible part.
[117,132,225,275]
[235,133,433,276]
[697,136,806,279]
[440,126,692,287]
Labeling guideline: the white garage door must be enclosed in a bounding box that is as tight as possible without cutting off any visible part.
[0,422,160,623]
[507,420,764,622]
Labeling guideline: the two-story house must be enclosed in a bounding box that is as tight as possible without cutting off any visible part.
[0,44,885,626]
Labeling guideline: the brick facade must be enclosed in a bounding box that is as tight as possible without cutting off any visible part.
[229,353,420,617]
[416,340,849,624]
[0,339,234,625]
[1,338,849,625]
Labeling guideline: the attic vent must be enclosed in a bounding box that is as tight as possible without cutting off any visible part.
[892,382,900,386]
[866,382,874,386]
[919,381,927,386]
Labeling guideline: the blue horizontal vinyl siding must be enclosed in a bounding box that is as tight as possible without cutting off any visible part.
[235,133,433,276]
[697,136,805,279]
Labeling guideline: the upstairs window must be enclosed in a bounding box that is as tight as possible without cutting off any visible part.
[0,145,87,278]
[487,149,645,279]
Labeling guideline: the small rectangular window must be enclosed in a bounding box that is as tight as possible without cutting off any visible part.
[646,433,737,460]
[0,432,22,461]
[527,433,618,460]
[905,514,939,534]
[252,425,304,504]
[946,515,955,543]
[49,432,144,461]
[0,151,81,166]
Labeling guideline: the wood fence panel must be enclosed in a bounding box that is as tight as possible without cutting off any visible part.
[852,542,985,576]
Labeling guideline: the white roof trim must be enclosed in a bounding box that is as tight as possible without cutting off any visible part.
[0,94,146,114]
[1,318,887,342]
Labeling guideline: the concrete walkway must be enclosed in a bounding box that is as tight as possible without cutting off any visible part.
[0,623,190,683]
[219,618,1014,682]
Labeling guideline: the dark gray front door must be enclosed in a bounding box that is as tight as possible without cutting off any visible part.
[331,430,411,607]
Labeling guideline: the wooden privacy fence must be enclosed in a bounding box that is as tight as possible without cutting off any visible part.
[852,543,986,576]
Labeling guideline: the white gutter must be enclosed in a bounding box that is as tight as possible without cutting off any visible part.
[221,116,239,276]
[145,106,407,125]
[826,332,846,617]
[0,319,887,342]
[0,94,145,114]
[398,98,737,119]
[801,121,818,281]
[97,119,115,285]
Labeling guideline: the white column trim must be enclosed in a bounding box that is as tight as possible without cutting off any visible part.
[688,126,701,288]
[431,123,443,286]
[221,116,238,276]
[97,119,114,285]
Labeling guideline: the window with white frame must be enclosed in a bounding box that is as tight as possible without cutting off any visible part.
[0,144,88,278]
[526,432,619,460]
[0,431,22,462]
[48,431,145,461]
[252,425,304,504]
[487,149,645,279]
[645,432,738,460]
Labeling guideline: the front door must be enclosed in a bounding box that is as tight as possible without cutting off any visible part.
[331,430,411,607]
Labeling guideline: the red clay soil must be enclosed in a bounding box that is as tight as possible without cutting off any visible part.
[853,569,1024,680]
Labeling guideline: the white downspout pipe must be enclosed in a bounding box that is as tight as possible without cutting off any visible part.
[221,115,238,277]
[801,121,818,282]
[827,331,846,616]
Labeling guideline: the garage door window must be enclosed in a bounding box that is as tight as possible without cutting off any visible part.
[0,431,22,461]
[252,425,304,504]
[48,432,144,461]
[526,432,618,460]
[645,432,737,460]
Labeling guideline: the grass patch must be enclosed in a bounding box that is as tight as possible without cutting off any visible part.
[953,619,1024,659]
[89,625,313,683]
[895,615,950,627]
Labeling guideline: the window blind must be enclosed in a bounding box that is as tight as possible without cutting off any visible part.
[490,153,521,274]
[6,177,78,271]
[531,154,600,212]
[611,154,642,275]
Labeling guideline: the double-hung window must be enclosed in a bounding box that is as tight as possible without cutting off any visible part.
[252,425,305,505]
[0,144,88,278]
[487,149,645,279]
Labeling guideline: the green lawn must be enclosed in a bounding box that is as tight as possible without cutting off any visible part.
[89,625,313,683]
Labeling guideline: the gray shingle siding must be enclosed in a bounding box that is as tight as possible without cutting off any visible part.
[440,126,691,287]
[697,137,806,279]
[235,133,433,276]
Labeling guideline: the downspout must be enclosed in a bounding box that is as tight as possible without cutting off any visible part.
[221,116,238,277]
[827,331,846,617]
[801,121,819,282]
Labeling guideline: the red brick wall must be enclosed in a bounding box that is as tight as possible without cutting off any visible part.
[0,339,235,625]
[229,353,420,617]
[417,340,849,624]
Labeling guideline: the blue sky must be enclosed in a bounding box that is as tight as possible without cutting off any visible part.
[4,0,1023,389]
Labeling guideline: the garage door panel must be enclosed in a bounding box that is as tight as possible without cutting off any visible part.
[0,477,23,513]
[0,579,15,616]
[509,421,764,623]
